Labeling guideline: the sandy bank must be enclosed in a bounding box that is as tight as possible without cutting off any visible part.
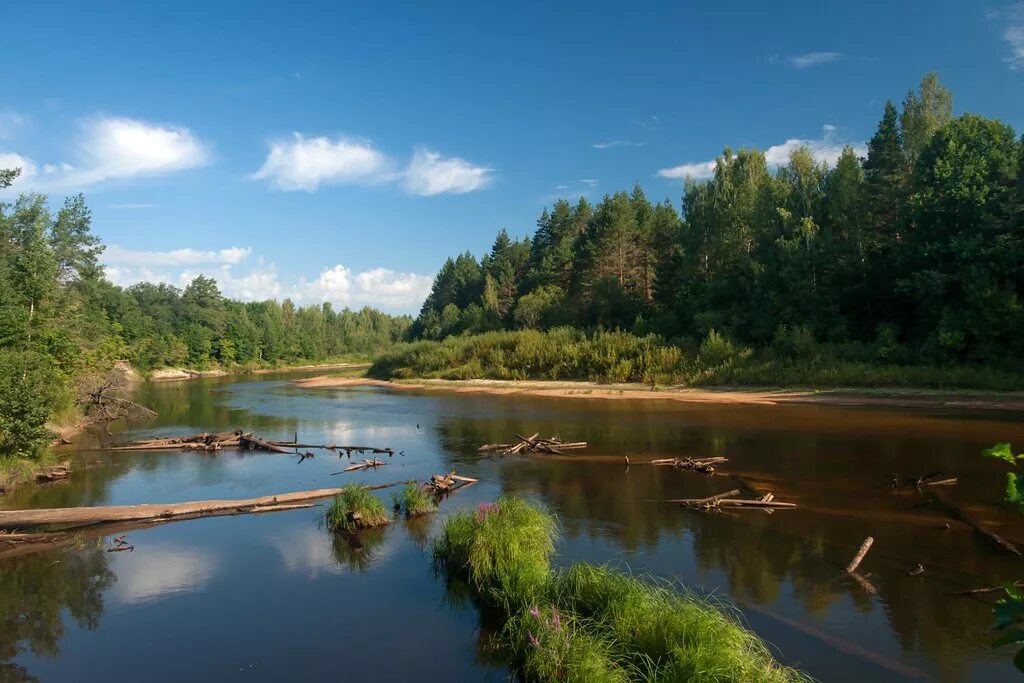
[291,376,1024,411]
[150,362,369,382]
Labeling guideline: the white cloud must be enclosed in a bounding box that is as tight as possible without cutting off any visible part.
[297,264,434,310]
[401,148,493,196]
[110,547,218,605]
[1,116,209,192]
[775,51,843,69]
[102,243,431,312]
[250,133,390,191]
[1004,4,1024,70]
[104,244,252,267]
[658,125,865,181]
[592,140,644,149]
[657,160,718,180]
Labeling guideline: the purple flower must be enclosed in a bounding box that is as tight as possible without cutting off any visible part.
[528,632,540,648]
[529,605,541,619]
[551,610,561,632]
[476,502,499,521]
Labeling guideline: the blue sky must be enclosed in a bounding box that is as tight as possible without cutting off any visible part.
[2,1,1022,313]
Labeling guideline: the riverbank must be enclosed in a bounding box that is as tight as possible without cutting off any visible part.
[148,360,371,382]
[294,375,1024,411]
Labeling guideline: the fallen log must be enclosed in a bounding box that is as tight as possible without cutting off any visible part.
[666,489,740,506]
[425,471,479,495]
[35,462,71,482]
[340,459,386,473]
[926,490,1021,556]
[240,435,292,454]
[477,443,513,452]
[481,433,587,456]
[648,456,728,474]
[0,480,415,531]
[957,580,1024,596]
[714,498,796,509]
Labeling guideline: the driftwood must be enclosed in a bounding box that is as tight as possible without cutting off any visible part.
[0,480,417,531]
[336,459,385,474]
[648,456,728,474]
[926,490,1021,556]
[845,537,874,574]
[111,429,393,457]
[478,433,587,455]
[425,471,479,495]
[671,488,795,511]
[957,580,1024,596]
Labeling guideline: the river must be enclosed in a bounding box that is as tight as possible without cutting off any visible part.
[2,372,1023,682]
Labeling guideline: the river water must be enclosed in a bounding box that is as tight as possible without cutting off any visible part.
[2,372,1023,682]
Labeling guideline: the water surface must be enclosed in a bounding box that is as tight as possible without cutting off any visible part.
[2,372,1023,682]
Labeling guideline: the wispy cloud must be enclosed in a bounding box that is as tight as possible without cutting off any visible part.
[251,134,493,196]
[1,117,210,192]
[592,139,645,150]
[402,148,493,196]
[773,51,843,69]
[658,125,865,181]
[1003,3,1024,70]
[0,111,24,140]
[103,243,432,312]
[249,133,391,191]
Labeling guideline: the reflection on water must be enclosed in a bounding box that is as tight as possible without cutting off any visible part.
[1,372,1023,682]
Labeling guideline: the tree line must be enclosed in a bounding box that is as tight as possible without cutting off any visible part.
[413,74,1024,367]
[0,171,410,460]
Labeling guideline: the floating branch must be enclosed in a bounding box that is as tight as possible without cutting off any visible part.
[648,456,728,474]
[926,490,1021,556]
[337,459,386,474]
[110,429,392,456]
[669,488,795,511]
[478,433,587,455]
[424,471,479,495]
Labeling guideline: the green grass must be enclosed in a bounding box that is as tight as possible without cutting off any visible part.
[434,495,809,683]
[325,485,391,533]
[505,605,634,683]
[434,497,556,605]
[368,327,1024,391]
[550,564,810,683]
[392,483,437,517]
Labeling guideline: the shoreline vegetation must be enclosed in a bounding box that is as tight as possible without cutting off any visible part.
[295,373,1024,412]
[434,495,808,682]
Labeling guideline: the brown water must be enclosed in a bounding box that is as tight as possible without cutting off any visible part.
[2,372,1023,682]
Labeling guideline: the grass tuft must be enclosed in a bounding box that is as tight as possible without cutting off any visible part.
[549,564,810,683]
[325,485,390,533]
[392,483,437,517]
[434,495,809,683]
[434,496,556,605]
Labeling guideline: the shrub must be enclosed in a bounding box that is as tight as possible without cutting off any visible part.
[392,483,437,517]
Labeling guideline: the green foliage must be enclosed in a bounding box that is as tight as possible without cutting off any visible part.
[994,584,1024,673]
[411,73,1024,377]
[435,497,808,682]
[325,486,390,533]
[504,605,634,683]
[392,484,437,517]
[369,328,1024,390]
[433,496,556,605]
[983,443,1024,511]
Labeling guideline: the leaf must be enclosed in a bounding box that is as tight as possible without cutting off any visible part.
[1008,473,1024,508]
[1015,647,1024,674]
[984,442,1017,465]
[993,628,1024,648]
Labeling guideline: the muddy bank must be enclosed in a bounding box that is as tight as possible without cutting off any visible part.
[293,375,1024,411]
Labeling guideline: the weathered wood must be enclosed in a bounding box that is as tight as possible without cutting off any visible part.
[927,490,1021,556]
[846,537,874,574]
[239,435,292,454]
[341,459,385,473]
[714,498,796,508]
[957,580,1024,596]
[0,480,414,531]
[666,489,740,506]
[481,433,586,455]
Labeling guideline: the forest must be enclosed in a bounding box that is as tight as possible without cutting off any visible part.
[0,170,410,462]
[408,75,1023,375]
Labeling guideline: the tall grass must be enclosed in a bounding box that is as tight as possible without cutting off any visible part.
[433,496,809,682]
[325,485,390,533]
[434,497,556,605]
[368,327,1024,391]
[392,483,437,517]
[550,564,809,683]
